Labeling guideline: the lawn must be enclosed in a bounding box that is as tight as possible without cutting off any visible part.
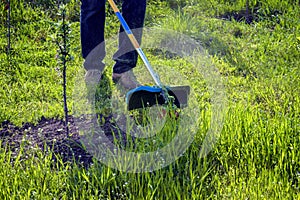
[0,0,299,199]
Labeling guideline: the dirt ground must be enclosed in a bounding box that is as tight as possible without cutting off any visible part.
[0,115,126,168]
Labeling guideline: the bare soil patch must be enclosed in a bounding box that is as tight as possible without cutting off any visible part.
[0,115,126,168]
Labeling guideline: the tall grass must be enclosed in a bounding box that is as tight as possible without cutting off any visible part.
[0,0,299,199]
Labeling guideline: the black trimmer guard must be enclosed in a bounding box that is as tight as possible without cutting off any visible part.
[126,86,190,110]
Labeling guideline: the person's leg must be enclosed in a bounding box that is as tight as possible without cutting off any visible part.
[112,0,147,74]
[81,0,106,71]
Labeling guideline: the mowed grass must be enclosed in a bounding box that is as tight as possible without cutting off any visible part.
[0,0,300,199]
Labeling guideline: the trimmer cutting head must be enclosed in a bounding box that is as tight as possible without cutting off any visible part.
[126,85,190,110]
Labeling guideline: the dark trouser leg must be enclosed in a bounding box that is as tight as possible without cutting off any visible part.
[113,0,147,74]
[81,0,106,70]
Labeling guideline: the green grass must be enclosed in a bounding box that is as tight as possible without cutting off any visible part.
[0,0,300,199]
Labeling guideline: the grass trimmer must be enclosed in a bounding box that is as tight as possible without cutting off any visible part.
[108,0,190,111]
